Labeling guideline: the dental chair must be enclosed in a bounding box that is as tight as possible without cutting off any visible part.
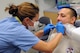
[39,16,52,40]
[38,16,52,53]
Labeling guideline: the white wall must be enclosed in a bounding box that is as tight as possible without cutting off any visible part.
[0,0,80,19]
[71,0,80,3]
[36,0,56,17]
[0,0,36,20]
[0,0,56,19]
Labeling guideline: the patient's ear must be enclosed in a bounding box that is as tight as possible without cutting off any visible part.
[71,16,76,24]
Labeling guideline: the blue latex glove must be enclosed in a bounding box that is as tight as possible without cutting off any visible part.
[43,24,55,35]
[56,22,65,35]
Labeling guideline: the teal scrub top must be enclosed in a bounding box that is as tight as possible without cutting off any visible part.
[0,17,40,53]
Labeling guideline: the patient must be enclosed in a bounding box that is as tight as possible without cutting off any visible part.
[47,7,80,53]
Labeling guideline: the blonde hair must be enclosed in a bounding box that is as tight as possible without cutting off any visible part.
[5,2,39,21]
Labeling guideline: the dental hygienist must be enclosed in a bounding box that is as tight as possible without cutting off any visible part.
[0,2,64,53]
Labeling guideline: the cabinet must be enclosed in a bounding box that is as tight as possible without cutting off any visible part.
[44,7,58,25]
[44,11,58,25]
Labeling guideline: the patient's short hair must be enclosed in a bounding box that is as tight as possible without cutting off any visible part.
[61,7,77,19]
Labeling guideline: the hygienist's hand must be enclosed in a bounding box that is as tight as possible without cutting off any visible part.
[43,24,55,35]
[56,22,65,35]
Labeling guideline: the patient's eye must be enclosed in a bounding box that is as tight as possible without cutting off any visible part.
[61,14,66,17]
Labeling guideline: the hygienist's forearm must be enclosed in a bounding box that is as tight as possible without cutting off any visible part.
[47,33,62,51]
[35,30,44,38]
[32,33,62,52]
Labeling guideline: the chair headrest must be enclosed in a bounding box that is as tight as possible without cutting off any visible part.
[74,20,80,27]
[39,16,50,25]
